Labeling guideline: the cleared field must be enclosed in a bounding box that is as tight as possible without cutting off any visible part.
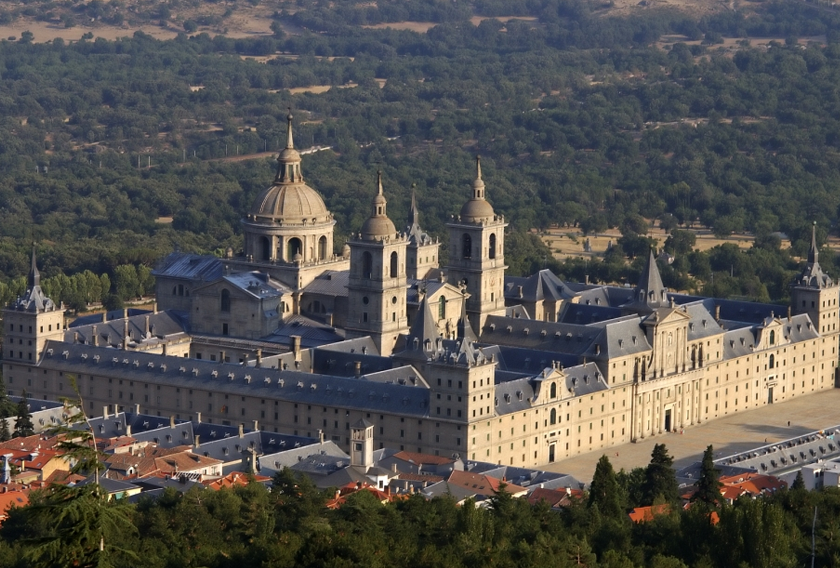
[542,225,794,261]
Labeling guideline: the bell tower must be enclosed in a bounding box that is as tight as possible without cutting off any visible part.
[791,222,839,336]
[2,246,64,368]
[345,172,409,356]
[445,157,508,332]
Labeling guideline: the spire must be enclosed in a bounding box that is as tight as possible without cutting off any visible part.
[472,155,485,200]
[274,111,302,183]
[359,170,396,240]
[458,156,495,222]
[809,221,818,265]
[410,184,419,227]
[28,243,40,289]
[457,290,477,343]
[625,248,668,313]
[285,109,294,149]
[796,222,833,289]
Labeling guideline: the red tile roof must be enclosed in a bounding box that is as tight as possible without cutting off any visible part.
[628,504,670,523]
[446,470,528,496]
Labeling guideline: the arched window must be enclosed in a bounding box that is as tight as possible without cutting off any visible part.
[439,296,447,320]
[390,251,398,278]
[287,238,302,261]
[260,237,271,261]
[220,289,231,313]
[769,354,775,369]
[769,330,775,345]
[318,236,327,260]
[462,234,472,259]
[489,233,496,259]
[550,408,557,425]
[550,382,557,399]
[362,251,373,278]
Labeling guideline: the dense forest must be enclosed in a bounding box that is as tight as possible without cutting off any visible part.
[0,454,839,568]
[2,0,840,303]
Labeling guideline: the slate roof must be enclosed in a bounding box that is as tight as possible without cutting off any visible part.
[302,270,349,297]
[263,315,344,348]
[65,310,189,348]
[258,440,349,476]
[152,252,224,282]
[194,271,289,300]
[559,303,623,325]
[39,340,432,417]
[504,270,575,303]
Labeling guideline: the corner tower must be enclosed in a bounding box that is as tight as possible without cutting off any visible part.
[345,172,409,356]
[445,157,508,331]
[2,246,64,367]
[791,222,839,335]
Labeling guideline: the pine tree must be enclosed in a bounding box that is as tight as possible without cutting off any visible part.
[589,455,624,518]
[21,376,137,567]
[644,443,678,505]
[0,373,15,418]
[791,470,805,491]
[0,419,10,442]
[12,393,34,438]
[693,445,722,506]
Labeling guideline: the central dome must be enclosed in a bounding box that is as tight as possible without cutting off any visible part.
[250,183,331,224]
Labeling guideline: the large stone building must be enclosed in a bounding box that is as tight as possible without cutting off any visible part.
[3,118,839,468]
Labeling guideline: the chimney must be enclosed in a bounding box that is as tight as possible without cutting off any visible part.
[134,403,140,414]
[220,350,226,363]
[249,448,258,475]
[594,344,601,356]
[170,415,175,428]
[391,462,398,473]
[255,349,262,368]
[73,331,79,344]
[122,319,129,349]
[238,423,244,438]
[194,435,200,448]
[354,361,362,378]
[125,425,132,437]
[291,336,301,360]
[715,304,721,321]
[162,342,167,356]
[253,420,259,431]
[517,285,523,298]
[585,274,590,285]
[123,308,128,319]
[103,406,109,419]
[144,316,150,337]
[195,412,202,424]
[318,429,324,444]
[152,301,158,314]
[788,306,792,321]
[92,325,98,347]
[102,312,107,323]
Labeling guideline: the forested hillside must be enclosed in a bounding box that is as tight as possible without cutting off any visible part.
[2,0,840,303]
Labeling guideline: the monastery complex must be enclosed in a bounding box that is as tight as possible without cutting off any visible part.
[3,115,838,468]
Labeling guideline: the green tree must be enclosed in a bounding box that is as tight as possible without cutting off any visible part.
[693,445,721,506]
[644,444,678,505]
[589,455,624,518]
[12,394,34,438]
[0,419,9,442]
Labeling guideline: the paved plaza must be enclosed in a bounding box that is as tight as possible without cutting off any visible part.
[542,389,840,485]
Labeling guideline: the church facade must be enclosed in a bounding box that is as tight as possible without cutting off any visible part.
[3,117,839,468]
